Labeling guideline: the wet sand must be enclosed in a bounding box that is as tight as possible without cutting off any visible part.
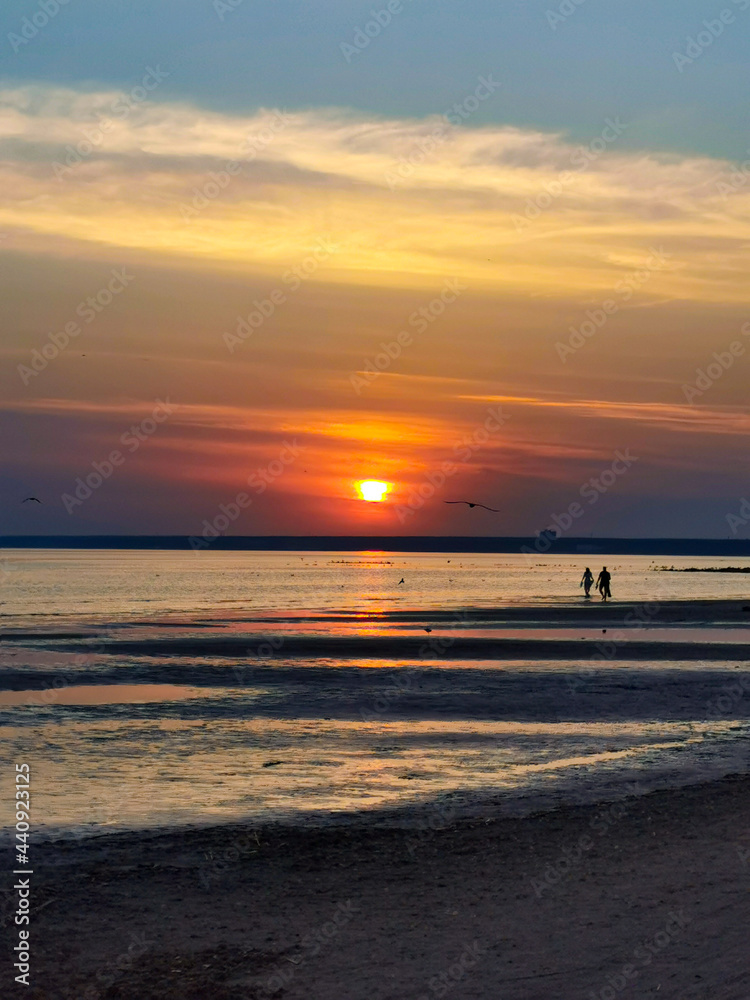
[6,598,750,997]
[55,634,750,662]
[5,599,745,669]
[20,774,750,1000]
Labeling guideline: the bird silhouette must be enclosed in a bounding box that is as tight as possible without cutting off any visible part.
[22,497,42,504]
[444,500,500,512]
[398,578,405,585]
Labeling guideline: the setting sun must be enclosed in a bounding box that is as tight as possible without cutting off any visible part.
[357,480,390,502]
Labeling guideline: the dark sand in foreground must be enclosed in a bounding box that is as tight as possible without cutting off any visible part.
[18,774,750,1000]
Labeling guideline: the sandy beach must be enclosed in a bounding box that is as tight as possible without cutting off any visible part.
[17,773,750,1000]
[4,577,749,998]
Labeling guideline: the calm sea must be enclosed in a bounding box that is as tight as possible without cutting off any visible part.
[1,549,749,839]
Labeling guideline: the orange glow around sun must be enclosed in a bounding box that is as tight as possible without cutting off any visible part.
[357,480,390,502]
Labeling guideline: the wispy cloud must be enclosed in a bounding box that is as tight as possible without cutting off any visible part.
[1,85,749,303]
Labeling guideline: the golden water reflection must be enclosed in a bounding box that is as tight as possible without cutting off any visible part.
[0,684,207,707]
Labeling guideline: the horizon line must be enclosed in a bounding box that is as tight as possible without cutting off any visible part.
[1,535,749,556]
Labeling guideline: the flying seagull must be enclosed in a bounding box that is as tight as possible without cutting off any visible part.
[444,500,500,512]
[398,578,405,585]
[22,497,42,504]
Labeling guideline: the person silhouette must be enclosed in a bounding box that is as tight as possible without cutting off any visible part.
[597,566,612,601]
[580,567,594,597]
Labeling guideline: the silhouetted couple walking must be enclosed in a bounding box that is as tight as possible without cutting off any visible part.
[580,566,612,600]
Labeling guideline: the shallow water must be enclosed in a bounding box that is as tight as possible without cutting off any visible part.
[2,549,750,621]
[1,549,749,839]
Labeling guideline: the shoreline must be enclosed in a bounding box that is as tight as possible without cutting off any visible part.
[21,773,750,999]
[18,756,749,849]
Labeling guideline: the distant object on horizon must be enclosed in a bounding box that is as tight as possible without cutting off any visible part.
[656,565,750,574]
[444,500,500,513]
[21,497,42,504]
[2,536,749,557]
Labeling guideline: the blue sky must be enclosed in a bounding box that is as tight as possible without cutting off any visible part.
[3,0,748,159]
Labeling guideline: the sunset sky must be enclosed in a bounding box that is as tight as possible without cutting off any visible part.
[1,0,749,537]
